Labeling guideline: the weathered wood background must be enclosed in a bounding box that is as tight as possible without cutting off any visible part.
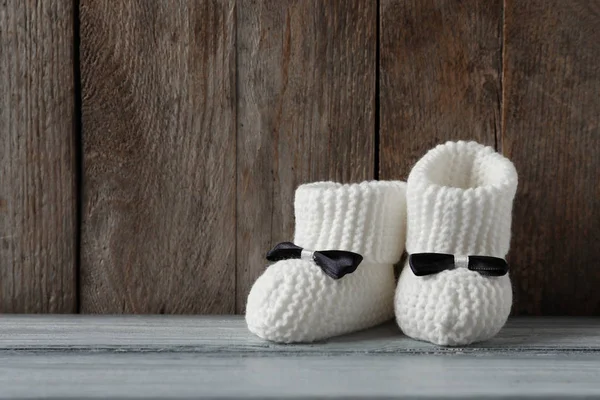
[1,0,598,315]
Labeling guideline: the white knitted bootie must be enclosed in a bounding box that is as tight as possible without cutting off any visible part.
[395,141,518,346]
[246,181,406,343]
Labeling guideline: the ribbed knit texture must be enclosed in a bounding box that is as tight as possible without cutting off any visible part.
[395,141,518,346]
[246,181,406,343]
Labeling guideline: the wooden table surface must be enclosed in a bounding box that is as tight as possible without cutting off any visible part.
[1,316,599,399]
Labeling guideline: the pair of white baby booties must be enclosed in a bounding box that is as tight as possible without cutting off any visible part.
[245,141,518,346]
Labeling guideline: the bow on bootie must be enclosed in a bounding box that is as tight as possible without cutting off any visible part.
[266,242,363,280]
[409,253,508,277]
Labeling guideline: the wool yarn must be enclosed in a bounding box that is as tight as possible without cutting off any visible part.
[246,180,406,343]
[395,141,518,346]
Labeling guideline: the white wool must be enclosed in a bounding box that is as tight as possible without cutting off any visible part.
[395,141,518,346]
[246,180,406,343]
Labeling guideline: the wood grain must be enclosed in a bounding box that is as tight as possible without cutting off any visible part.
[79,0,236,313]
[1,316,599,353]
[2,353,600,399]
[379,0,502,179]
[1,317,600,399]
[0,0,76,312]
[236,0,376,312]
[503,1,600,315]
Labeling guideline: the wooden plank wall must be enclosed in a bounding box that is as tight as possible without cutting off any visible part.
[380,0,501,174]
[79,1,237,313]
[502,1,600,315]
[236,0,376,313]
[0,0,76,312]
[1,0,598,315]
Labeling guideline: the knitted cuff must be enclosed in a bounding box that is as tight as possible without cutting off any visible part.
[293,181,406,265]
[406,141,518,258]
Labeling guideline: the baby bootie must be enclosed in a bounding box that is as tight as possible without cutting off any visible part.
[395,141,518,346]
[246,181,406,343]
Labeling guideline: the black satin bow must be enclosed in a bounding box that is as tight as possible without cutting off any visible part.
[409,253,508,277]
[266,242,363,280]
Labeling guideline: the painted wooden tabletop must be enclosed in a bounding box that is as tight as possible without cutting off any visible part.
[1,316,599,399]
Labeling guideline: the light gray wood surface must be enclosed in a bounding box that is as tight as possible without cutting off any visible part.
[1,316,599,399]
[2,316,600,353]
[2,352,599,399]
